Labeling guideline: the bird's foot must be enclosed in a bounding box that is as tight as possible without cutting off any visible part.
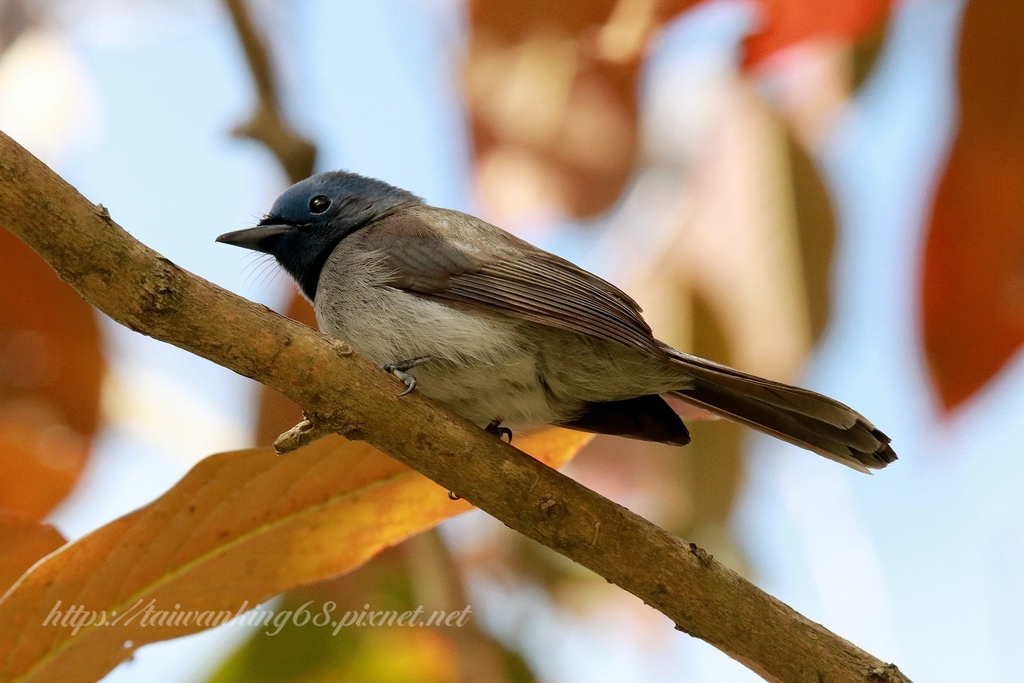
[383,356,431,396]
[388,368,417,396]
[485,419,513,444]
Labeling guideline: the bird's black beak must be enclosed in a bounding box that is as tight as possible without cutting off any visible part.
[215,224,293,254]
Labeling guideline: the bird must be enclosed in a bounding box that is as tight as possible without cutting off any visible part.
[217,170,896,473]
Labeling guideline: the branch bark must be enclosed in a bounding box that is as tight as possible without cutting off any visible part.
[0,131,910,683]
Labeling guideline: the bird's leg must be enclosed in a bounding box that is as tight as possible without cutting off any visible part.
[382,356,432,396]
[485,419,513,444]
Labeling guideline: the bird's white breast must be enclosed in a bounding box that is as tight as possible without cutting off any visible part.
[313,243,556,429]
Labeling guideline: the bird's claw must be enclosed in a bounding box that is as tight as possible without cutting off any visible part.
[387,367,417,396]
[485,419,513,444]
[383,357,431,397]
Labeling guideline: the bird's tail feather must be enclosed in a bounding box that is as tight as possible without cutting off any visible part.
[664,348,896,473]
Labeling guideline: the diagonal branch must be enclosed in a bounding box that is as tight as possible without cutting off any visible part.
[222,0,316,183]
[0,131,910,683]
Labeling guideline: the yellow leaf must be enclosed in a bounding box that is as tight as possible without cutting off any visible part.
[0,428,590,683]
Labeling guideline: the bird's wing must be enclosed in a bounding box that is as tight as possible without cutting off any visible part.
[361,208,664,355]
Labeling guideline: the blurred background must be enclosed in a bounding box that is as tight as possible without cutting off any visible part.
[2,0,1023,681]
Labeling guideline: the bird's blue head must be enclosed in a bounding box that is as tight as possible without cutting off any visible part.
[217,171,421,300]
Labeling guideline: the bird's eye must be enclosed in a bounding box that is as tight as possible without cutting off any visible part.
[308,195,332,214]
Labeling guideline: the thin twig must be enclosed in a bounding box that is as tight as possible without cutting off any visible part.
[222,0,316,183]
[0,131,910,683]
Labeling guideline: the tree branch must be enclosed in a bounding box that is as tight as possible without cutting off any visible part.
[0,132,910,683]
[221,0,316,183]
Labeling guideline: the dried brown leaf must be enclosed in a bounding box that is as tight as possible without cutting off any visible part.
[464,0,696,220]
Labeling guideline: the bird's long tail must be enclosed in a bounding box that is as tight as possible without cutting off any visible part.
[664,347,896,473]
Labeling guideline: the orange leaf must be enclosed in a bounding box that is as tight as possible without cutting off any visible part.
[921,0,1024,411]
[0,512,65,596]
[744,0,894,66]
[0,230,105,518]
[0,429,590,683]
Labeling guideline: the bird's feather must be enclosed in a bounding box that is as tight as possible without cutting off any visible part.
[363,207,665,355]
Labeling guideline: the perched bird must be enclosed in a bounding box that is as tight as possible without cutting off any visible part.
[218,171,896,472]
